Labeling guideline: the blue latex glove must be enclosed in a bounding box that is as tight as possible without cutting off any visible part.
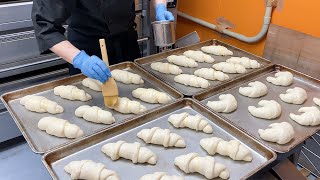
[73,51,111,83]
[156,3,174,21]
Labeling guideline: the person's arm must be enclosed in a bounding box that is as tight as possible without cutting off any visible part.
[153,0,175,21]
[32,0,110,82]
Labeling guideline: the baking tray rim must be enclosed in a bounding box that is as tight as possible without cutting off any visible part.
[193,63,320,153]
[134,39,272,96]
[41,98,277,180]
[0,61,184,154]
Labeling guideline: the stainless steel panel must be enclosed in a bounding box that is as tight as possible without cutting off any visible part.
[0,111,21,142]
[43,99,276,180]
[0,140,50,179]
[1,62,183,153]
[0,2,33,31]
[194,64,320,153]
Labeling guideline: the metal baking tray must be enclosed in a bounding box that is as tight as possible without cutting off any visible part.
[194,64,320,153]
[1,62,183,154]
[42,99,276,180]
[135,39,271,96]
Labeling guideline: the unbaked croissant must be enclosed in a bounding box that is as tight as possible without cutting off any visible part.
[101,141,158,164]
[290,106,320,126]
[266,71,293,86]
[168,112,213,133]
[132,88,172,104]
[140,172,184,180]
[258,122,294,144]
[75,105,115,124]
[151,62,182,75]
[248,100,282,119]
[167,55,198,68]
[137,127,186,148]
[183,50,215,63]
[20,95,63,114]
[212,62,246,74]
[111,69,144,84]
[239,81,268,98]
[206,94,237,113]
[174,74,210,88]
[38,117,84,138]
[200,137,252,161]
[201,45,233,56]
[194,68,229,81]
[314,97,320,106]
[279,87,307,104]
[54,85,92,101]
[109,97,147,114]
[226,57,261,69]
[64,160,119,180]
[82,77,102,91]
[175,153,230,179]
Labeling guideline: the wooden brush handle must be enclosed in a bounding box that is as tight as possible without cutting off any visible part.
[99,39,109,67]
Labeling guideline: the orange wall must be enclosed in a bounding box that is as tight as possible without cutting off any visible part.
[176,0,320,56]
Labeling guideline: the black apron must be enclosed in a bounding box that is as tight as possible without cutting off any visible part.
[67,0,141,75]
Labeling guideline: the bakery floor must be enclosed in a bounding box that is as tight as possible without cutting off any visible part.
[0,136,318,180]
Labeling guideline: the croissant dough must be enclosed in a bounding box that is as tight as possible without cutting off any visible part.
[109,97,147,114]
[194,68,229,81]
[248,100,282,119]
[279,87,307,104]
[212,62,246,74]
[174,74,210,88]
[314,97,320,106]
[200,137,252,161]
[140,172,184,180]
[168,112,213,133]
[266,71,293,86]
[183,50,215,63]
[101,141,158,164]
[201,45,233,56]
[207,94,237,113]
[239,81,268,98]
[82,77,102,91]
[226,57,261,69]
[38,117,84,138]
[20,95,63,114]
[167,55,198,68]
[75,105,115,124]
[111,69,144,84]
[132,88,171,104]
[175,153,230,179]
[290,106,320,126]
[137,127,186,148]
[258,122,294,144]
[64,160,119,180]
[54,85,92,101]
[151,62,182,75]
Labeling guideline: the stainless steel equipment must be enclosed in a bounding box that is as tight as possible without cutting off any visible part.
[152,20,176,50]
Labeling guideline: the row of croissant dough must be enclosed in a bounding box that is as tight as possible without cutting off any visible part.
[64,112,253,180]
[20,69,173,139]
[206,71,320,145]
[150,45,261,89]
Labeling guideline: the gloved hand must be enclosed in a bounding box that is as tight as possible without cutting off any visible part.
[156,3,174,21]
[73,50,111,83]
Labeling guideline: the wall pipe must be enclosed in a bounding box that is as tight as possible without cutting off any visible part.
[177,3,274,43]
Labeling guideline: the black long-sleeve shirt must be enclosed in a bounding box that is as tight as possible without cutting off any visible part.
[32,0,135,53]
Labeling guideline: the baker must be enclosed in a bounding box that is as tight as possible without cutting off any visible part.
[32,0,174,83]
